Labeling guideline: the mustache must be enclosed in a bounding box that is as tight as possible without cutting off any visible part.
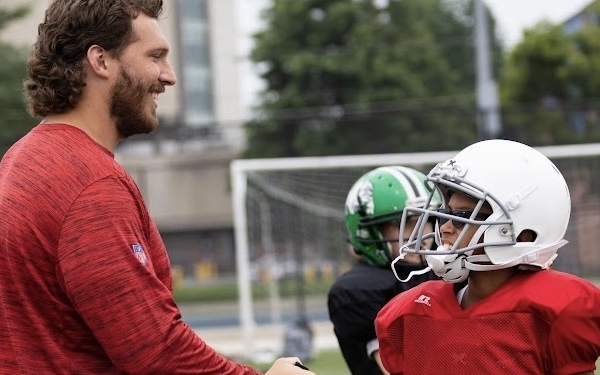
[150,84,165,94]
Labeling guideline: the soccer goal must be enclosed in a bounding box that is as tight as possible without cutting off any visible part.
[230,143,600,360]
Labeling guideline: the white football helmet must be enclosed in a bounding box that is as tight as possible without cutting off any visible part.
[398,139,571,283]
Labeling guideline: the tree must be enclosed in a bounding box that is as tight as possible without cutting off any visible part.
[242,0,503,158]
[502,22,574,102]
[501,2,600,145]
[0,4,36,155]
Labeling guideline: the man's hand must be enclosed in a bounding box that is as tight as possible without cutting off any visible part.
[264,357,316,374]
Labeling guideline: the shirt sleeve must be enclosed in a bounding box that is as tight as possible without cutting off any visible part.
[366,338,379,357]
[548,284,600,375]
[375,294,407,375]
[328,291,381,340]
[56,177,261,375]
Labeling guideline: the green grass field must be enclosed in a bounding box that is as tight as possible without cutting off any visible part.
[174,279,333,303]
[249,349,348,375]
[252,350,600,375]
[303,350,348,374]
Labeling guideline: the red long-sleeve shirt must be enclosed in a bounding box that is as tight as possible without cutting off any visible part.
[0,124,261,374]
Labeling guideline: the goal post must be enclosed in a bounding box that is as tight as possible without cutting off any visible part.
[230,143,600,360]
[230,150,458,360]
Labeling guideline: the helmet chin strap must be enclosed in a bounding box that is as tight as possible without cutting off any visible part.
[393,247,472,283]
[392,261,432,282]
[425,253,470,283]
[391,248,432,282]
[465,240,567,272]
[463,254,512,271]
[393,240,568,283]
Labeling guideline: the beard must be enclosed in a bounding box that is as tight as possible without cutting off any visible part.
[110,68,163,139]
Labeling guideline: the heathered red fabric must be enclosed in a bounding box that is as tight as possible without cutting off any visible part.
[0,124,262,375]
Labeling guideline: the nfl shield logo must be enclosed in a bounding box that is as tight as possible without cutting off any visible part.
[132,243,148,265]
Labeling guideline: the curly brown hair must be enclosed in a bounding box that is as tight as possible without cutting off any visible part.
[24,0,164,117]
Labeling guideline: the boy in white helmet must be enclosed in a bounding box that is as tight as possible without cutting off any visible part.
[375,139,600,375]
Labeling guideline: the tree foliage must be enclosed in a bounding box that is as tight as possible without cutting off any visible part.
[242,0,502,158]
[501,2,600,145]
[0,4,36,155]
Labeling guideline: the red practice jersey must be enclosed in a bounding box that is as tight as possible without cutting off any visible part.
[375,270,600,375]
[0,125,261,374]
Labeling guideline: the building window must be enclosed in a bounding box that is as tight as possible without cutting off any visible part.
[178,0,214,128]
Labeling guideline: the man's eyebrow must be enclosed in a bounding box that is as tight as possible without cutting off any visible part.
[150,47,169,55]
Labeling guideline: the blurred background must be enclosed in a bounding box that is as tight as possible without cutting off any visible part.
[2,0,600,369]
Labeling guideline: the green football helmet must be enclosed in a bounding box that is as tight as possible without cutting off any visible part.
[344,166,441,267]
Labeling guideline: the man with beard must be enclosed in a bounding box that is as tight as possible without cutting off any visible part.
[0,1,314,375]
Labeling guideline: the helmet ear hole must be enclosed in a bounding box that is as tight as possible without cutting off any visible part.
[516,229,537,243]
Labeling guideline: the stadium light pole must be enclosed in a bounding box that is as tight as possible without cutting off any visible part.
[474,0,502,139]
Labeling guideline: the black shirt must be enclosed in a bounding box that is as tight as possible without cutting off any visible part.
[327,261,435,375]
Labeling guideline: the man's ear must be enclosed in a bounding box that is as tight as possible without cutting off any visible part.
[86,45,111,79]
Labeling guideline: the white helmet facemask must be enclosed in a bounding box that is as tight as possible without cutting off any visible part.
[393,140,571,284]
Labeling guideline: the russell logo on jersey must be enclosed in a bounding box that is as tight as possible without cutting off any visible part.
[414,295,432,306]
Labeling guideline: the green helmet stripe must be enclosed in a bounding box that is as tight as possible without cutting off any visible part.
[383,166,427,201]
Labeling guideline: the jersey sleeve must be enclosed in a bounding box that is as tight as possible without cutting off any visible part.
[548,284,600,375]
[56,177,260,375]
[366,338,379,357]
[375,292,409,375]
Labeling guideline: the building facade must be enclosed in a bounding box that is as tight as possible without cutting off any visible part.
[0,0,252,279]
[563,0,599,34]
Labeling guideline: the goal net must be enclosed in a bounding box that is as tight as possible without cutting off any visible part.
[230,143,600,360]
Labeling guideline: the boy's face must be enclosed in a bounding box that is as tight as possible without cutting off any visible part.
[380,217,434,264]
[439,191,493,255]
